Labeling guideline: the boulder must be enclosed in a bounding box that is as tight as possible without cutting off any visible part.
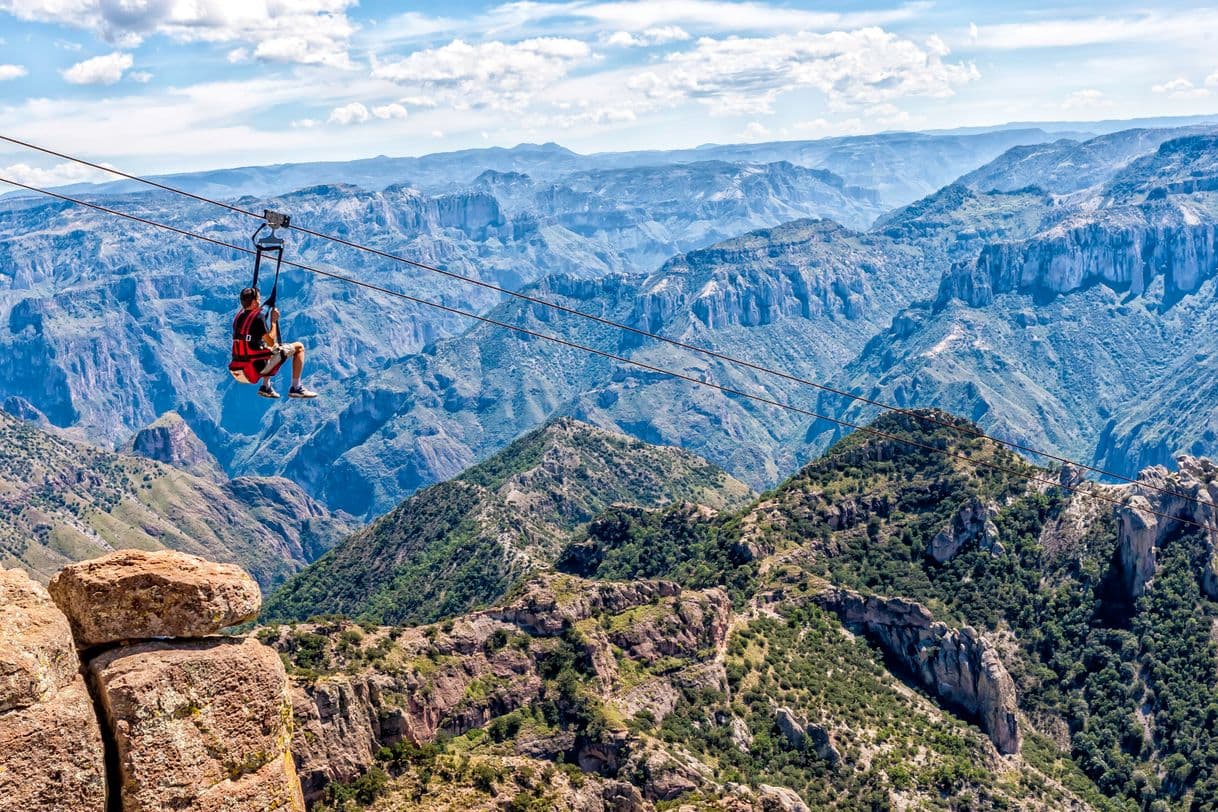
[0,677,107,811]
[89,636,303,812]
[49,549,261,646]
[0,568,78,712]
[757,784,810,812]
[0,568,106,811]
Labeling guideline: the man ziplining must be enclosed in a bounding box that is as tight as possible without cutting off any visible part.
[231,286,318,400]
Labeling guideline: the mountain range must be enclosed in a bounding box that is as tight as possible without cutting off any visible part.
[253,409,1218,810]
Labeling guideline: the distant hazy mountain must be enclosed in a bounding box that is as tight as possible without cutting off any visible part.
[37,128,1056,209]
[816,132,1218,477]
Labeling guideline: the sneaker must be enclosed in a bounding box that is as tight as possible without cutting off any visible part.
[289,385,318,399]
[258,383,281,399]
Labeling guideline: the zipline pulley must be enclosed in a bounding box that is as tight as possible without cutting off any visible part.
[250,209,290,311]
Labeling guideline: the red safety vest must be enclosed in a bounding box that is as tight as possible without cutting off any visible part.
[228,309,280,384]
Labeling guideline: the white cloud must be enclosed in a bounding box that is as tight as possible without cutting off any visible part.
[607,26,691,47]
[628,28,978,115]
[0,160,114,187]
[967,10,1215,50]
[398,95,440,108]
[1152,77,1211,99]
[1207,70,1218,88]
[372,103,408,120]
[0,64,26,80]
[372,37,594,111]
[1061,88,1112,110]
[740,121,770,140]
[0,0,358,67]
[327,101,409,125]
[61,51,133,85]
[328,102,370,125]
[129,70,153,83]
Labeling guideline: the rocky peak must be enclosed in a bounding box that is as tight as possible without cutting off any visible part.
[128,410,224,479]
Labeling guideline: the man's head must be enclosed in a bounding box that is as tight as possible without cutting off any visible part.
[240,287,260,309]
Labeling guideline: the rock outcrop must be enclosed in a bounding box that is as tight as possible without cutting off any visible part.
[89,638,301,812]
[276,574,734,805]
[928,497,1002,563]
[0,568,107,811]
[1113,455,1218,600]
[127,411,224,480]
[816,587,1021,755]
[774,707,840,765]
[49,549,261,646]
[43,550,305,812]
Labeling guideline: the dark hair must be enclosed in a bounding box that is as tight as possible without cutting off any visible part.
[240,287,260,307]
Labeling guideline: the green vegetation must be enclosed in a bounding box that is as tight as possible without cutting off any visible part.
[263,418,751,627]
[658,603,1078,810]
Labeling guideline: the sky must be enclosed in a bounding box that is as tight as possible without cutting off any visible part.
[0,0,1216,182]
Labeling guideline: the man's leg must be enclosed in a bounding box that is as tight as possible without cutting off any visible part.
[291,343,305,388]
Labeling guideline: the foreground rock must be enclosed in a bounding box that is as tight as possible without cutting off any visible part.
[817,586,1021,755]
[0,568,106,811]
[0,568,78,711]
[90,636,303,812]
[49,549,261,646]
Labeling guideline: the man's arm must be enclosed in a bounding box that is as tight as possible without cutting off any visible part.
[268,308,282,348]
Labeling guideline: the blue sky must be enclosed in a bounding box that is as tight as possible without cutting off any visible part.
[0,1,1215,180]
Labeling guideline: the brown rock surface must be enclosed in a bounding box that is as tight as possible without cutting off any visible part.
[0,567,79,712]
[0,566,107,810]
[89,636,303,812]
[49,549,261,646]
[0,676,107,811]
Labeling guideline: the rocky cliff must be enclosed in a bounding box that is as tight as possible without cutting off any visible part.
[1108,455,1218,601]
[816,587,1022,755]
[1,550,305,811]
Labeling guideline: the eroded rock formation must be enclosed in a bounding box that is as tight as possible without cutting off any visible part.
[928,497,1002,563]
[816,586,1021,755]
[1113,455,1218,600]
[35,550,305,812]
[0,568,107,811]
